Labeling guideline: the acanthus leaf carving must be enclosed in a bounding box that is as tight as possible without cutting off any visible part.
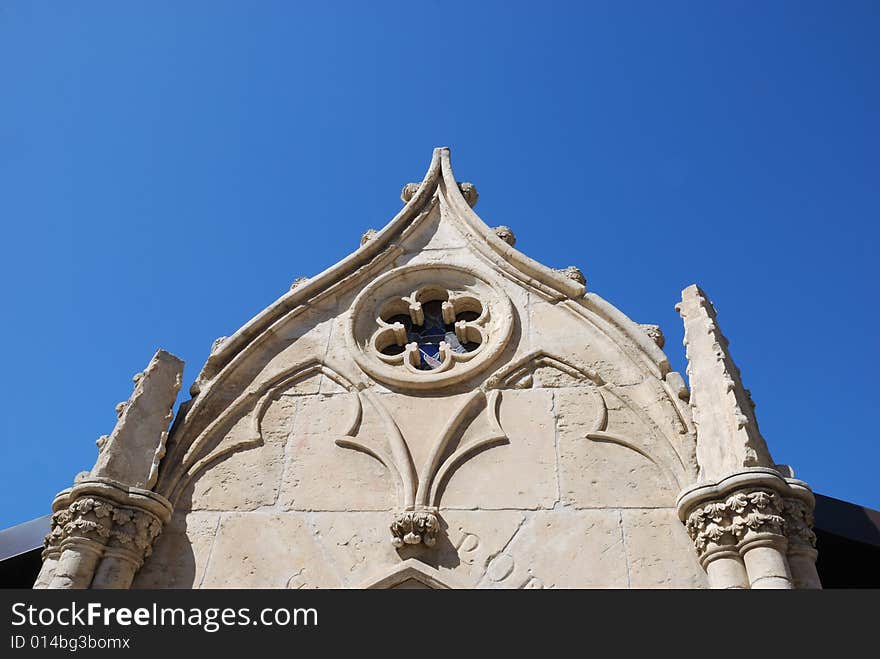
[783,497,817,549]
[43,492,168,565]
[684,488,789,554]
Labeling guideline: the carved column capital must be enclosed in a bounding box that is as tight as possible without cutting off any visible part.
[39,478,172,589]
[684,487,786,556]
[43,493,114,559]
[105,506,165,561]
[782,496,817,553]
[677,468,819,589]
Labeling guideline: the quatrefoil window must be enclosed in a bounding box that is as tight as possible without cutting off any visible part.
[373,287,487,373]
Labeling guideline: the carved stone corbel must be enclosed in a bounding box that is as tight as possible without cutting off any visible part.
[390,508,440,548]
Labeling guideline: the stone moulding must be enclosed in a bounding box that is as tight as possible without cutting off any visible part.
[676,468,820,589]
[485,349,693,490]
[360,558,461,589]
[164,358,359,506]
[337,389,508,548]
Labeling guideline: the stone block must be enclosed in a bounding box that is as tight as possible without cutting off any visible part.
[622,508,708,588]
[477,510,628,588]
[201,513,342,588]
[183,395,294,511]
[556,388,676,507]
[440,389,558,509]
[279,394,395,511]
[133,512,219,588]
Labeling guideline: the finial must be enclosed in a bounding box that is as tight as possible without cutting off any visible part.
[556,265,586,288]
[360,229,378,247]
[493,225,516,246]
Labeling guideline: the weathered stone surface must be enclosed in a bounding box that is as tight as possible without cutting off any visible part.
[256,510,531,588]
[201,513,342,588]
[132,511,219,588]
[622,509,707,588]
[183,395,294,511]
[306,513,395,586]
[528,300,643,387]
[477,510,628,588]
[91,349,183,489]
[38,147,817,590]
[279,395,394,511]
[397,204,469,253]
[556,388,677,507]
[440,389,558,510]
[436,510,527,587]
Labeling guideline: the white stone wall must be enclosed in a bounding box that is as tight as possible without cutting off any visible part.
[134,163,705,587]
[36,148,818,590]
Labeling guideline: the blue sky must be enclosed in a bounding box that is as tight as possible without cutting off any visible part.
[1,1,877,528]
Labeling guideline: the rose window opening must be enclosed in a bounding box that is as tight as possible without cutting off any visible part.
[373,288,487,373]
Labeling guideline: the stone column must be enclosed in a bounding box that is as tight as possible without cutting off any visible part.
[91,506,166,589]
[32,554,59,589]
[48,497,114,589]
[682,498,750,589]
[35,479,172,590]
[783,487,821,589]
[729,490,791,589]
[699,544,750,590]
[677,468,819,590]
[33,501,70,589]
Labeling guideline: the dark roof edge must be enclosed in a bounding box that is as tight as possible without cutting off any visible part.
[814,494,880,548]
[0,514,50,562]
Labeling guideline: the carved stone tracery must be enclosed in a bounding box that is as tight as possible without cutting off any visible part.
[337,389,508,549]
[347,264,514,390]
[372,286,486,374]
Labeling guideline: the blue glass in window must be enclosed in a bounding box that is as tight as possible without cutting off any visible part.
[379,300,481,369]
